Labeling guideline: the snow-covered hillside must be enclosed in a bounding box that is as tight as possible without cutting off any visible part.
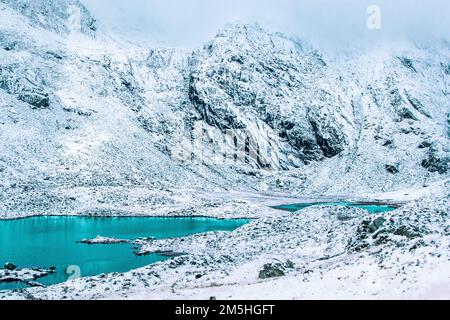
[0,0,449,300]
[1,2,448,212]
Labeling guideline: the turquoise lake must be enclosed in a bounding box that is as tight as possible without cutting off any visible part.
[0,216,249,290]
[272,202,398,213]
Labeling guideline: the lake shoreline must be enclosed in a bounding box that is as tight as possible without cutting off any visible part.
[0,188,407,221]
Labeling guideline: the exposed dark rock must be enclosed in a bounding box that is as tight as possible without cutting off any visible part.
[46,51,64,60]
[258,260,294,279]
[390,88,403,109]
[87,18,97,32]
[286,125,323,162]
[418,141,432,149]
[390,89,420,122]
[370,217,387,233]
[398,107,418,121]
[157,251,187,258]
[78,236,130,245]
[447,113,450,138]
[64,119,78,130]
[188,73,246,130]
[404,91,431,118]
[0,32,18,51]
[442,62,450,75]
[4,262,17,271]
[308,110,346,158]
[398,56,417,72]
[0,65,50,109]
[259,263,285,279]
[147,48,177,69]
[348,217,387,251]
[382,139,394,147]
[62,106,95,117]
[18,91,50,109]
[393,225,423,239]
[422,144,449,174]
[385,164,400,174]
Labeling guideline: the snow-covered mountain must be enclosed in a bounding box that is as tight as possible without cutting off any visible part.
[1,0,450,301]
[0,0,449,216]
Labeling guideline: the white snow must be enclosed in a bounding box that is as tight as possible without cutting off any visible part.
[0,0,449,300]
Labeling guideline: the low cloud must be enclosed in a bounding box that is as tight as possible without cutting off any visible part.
[82,0,450,49]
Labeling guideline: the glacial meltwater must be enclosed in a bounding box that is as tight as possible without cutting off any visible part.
[0,216,249,290]
[273,202,398,213]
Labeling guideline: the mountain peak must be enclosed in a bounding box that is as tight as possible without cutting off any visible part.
[199,22,318,63]
[216,23,266,37]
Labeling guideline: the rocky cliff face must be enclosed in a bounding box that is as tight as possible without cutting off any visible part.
[183,24,449,192]
[188,24,347,168]
[0,0,448,209]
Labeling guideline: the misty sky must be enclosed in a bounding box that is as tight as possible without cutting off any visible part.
[81,0,450,49]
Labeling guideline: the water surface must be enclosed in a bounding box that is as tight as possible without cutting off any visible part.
[0,216,249,290]
[273,201,398,213]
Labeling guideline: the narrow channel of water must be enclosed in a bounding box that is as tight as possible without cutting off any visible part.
[272,202,398,213]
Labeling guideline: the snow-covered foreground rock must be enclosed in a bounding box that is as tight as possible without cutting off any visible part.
[0,0,449,299]
[1,267,55,288]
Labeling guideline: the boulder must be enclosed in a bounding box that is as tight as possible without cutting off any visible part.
[258,263,285,279]
[385,164,400,174]
[4,262,17,271]
[258,260,294,279]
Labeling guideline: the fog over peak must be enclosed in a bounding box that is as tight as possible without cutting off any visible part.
[81,0,450,50]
